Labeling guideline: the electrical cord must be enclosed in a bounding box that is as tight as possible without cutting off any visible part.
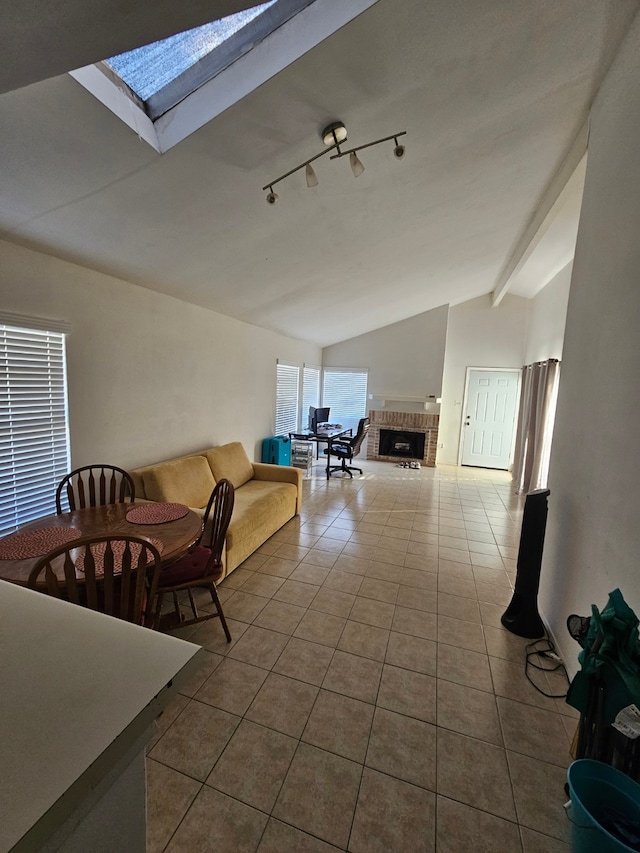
[524,632,570,698]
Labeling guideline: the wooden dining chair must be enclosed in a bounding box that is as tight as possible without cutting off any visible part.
[56,464,135,514]
[153,479,234,641]
[28,535,162,627]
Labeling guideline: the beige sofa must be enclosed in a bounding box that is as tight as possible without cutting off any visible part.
[130,442,302,578]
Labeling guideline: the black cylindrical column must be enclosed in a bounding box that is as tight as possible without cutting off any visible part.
[501,488,550,639]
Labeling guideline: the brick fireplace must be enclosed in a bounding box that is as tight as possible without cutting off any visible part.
[367,410,439,467]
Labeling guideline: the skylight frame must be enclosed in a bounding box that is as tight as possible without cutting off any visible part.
[70,0,380,154]
[138,0,312,120]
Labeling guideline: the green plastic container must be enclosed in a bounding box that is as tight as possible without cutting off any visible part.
[567,759,640,852]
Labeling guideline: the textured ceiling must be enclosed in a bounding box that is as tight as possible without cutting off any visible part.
[0,0,638,346]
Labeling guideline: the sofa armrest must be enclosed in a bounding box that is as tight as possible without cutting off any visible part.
[252,463,303,514]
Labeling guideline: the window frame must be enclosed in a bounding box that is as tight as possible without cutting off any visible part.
[71,1,379,154]
[107,0,312,119]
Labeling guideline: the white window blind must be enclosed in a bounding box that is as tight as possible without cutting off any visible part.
[275,361,299,435]
[301,364,320,429]
[0,324,70,534]
[322,367,368,433]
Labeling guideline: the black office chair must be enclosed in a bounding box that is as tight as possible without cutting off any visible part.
[323,417,370,477]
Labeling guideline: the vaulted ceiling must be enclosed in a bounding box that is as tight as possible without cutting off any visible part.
[1,0,638,345]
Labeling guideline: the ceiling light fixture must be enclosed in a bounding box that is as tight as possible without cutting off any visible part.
[322,121,348,146]
[263,121,406,203]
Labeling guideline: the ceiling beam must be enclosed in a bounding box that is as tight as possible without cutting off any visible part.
[0,0,258,95]
[491,120,589,307]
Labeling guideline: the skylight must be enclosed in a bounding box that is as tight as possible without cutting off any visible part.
[102,0,309,120]
[70,0,379,153]
[106,2,276,103]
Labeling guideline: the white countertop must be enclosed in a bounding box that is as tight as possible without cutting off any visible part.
[0,580,203,852]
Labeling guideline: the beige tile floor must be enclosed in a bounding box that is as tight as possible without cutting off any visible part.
[146,460,578,852]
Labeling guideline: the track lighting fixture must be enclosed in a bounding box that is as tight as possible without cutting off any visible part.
[263,121,406,203]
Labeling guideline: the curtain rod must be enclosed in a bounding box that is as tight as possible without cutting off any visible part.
[523,358,560,368]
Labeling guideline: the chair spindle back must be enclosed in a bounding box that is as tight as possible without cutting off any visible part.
[56,465,135,514]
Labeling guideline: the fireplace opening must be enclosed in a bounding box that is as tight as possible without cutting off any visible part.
[379,429,426,459]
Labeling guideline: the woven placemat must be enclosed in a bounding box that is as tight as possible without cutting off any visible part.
[0,526,82,560]
[126,502,189,525]
[75,537,164,574]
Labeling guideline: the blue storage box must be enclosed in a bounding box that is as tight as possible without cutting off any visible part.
[261,436,291,465]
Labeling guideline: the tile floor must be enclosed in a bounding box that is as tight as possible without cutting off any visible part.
[146,460,577,852]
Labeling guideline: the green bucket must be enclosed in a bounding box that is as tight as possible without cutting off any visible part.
[567,760,640,852]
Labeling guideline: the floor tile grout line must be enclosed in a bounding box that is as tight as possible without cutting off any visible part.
[155,767,204,853]
[152,464,550,851]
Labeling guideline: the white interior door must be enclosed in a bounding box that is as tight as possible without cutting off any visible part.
[461,369,520,469]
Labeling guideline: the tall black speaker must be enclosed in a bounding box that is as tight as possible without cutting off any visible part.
[501,488,550,639]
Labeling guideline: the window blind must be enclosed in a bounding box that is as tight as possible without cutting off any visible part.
[0,324,70,534]
[301,364,320,429]
[322,367,368,433]
[275,361,299,435]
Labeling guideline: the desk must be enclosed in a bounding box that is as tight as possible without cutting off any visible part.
[0,501,202,585]
[289,427,352,479]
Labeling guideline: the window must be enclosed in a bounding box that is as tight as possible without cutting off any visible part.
[105,1,281,116]
[71,1,377,154]
[275,361,299,435]
[301,364,320,428]
[0,321,70,534]
[322,367,368,433]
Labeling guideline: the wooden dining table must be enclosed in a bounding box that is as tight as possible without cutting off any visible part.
[0,501,203,586]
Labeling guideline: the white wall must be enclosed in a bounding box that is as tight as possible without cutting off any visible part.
[524,261,572,364]
[539,14,640,676]
[322,305,448,413]
[0,239,321,468]
[438,294,528,465]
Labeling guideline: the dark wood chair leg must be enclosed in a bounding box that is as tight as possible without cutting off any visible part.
[209,583,232,642]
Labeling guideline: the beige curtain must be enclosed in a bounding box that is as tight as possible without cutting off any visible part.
[512,359,561,494]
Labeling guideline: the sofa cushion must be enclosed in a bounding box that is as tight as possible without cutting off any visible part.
[143,455,215,508]
[226,480,297,553]
[205,442,254,489]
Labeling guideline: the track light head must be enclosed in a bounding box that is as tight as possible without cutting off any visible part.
[305,163,319,188]
[393,143,406,159]
[266,189,279,205]
[350,151,365,178]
